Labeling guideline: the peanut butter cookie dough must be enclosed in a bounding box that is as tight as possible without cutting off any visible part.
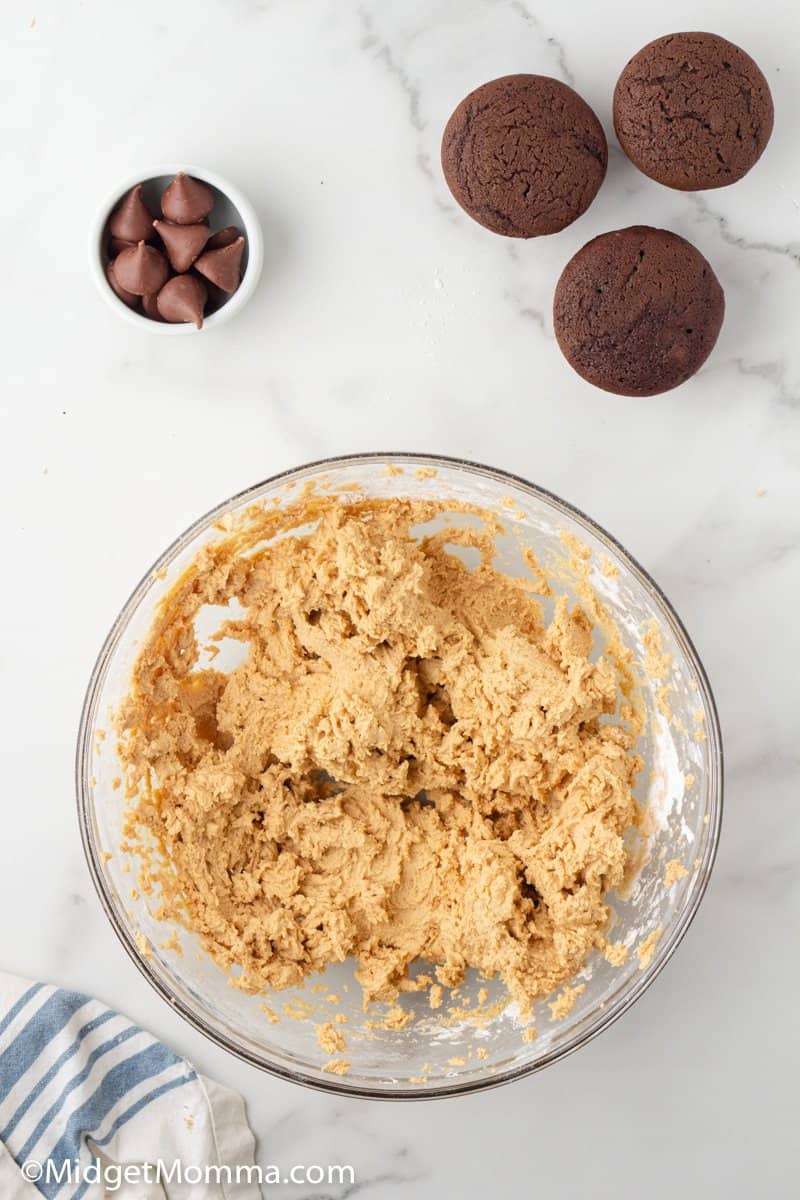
[118,490,641,1016]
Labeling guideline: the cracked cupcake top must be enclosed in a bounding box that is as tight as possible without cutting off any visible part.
[554,225,725,395]
[441,74,607,237]
[613,31,774,191]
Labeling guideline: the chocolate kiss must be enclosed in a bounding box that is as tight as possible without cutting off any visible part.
[206,225,241,250]
[141,291,163,320]
[161,172,214,224]
[106,261,139,309]
[113,241,170,296]
[156,274,207,328]
[109,184,155,243]
[109,236,135,257]
[154,220,209,273]
[200,276,229,312]
[194,236,245,293]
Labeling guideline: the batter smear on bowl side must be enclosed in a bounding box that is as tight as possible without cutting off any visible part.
[117,490,642,1016]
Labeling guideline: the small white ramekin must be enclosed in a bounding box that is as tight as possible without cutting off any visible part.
[89,164,264,334]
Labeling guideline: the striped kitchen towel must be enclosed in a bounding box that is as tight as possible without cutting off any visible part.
[0,974,262,1199]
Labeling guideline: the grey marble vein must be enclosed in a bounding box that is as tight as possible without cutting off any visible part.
[507,0,576,86]
[729,747,800,782]
[503,288,549,334]
[357,6,426,131]
[688,193,800,269]
[712,857,799,900]
[729,355,800,410]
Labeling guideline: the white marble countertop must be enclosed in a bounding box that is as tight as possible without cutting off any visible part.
[2,0,798,1195]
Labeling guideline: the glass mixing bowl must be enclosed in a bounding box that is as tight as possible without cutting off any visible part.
[76,453,722,1099]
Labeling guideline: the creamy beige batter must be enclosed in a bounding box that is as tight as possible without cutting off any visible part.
[118,491,641,1015]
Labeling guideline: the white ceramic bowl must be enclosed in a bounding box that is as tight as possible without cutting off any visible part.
[89,164,264,334]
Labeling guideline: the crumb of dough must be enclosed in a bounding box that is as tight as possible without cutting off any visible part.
[321,1058,350,1076]
[414,467,437,479]
[260,1005,280,1024]
[400,973,434,992]
[316,1022,347,1054]
[133,932,152,960]
[694,728,707,743]
[112,777,121,791]
[694,857,701,869]
[282,1002,311,1022]
[445,996,509,1029]
[429,985,445,1010]
[637,927,662,970]
[693,708,705,725]
[383,1005,414,1030]
[448,1056,466,1066]
[657,685,673,719]
[160,930,183,956]
[755,488,766,497]
[521,1026,538,1043]
[421,1062,432,1073]
[685,773,695,789]
[664,859,688,888]
[325,994,340,1005]
[117,492,641,1017]
[334,1013,347,1025]
[184,1113,194,1130]
[476,1047,488,1060]
[384,465,403,477]
[559,531,592,561]
[600,556,619,579]
[548,983,584,1020]
[603,939,628,967]
[477,987,489,1005]
[96,729,106,742]
[703,814,710,825]
[642,621,671,681]
[410,1075,427,1084]
[101,850,113,864]
[521,545,553,597]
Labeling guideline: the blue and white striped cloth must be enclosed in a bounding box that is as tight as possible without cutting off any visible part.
[0,974,261,1199]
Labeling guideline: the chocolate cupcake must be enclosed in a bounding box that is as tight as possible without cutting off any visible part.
[553,226,725,396]
[613,32,774,190]
[441,74,607,237]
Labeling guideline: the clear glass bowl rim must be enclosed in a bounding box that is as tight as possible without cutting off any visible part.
[76,451,724,1101]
